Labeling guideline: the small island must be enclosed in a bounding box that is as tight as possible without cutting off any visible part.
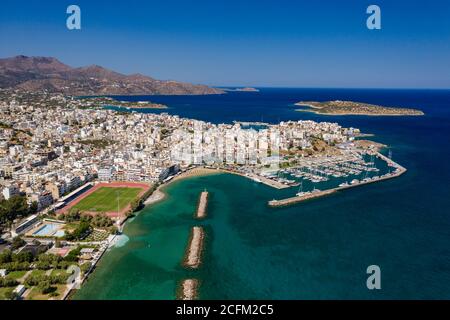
[222,87,260,92]
[295,100,424,116]
[236,87,259,92]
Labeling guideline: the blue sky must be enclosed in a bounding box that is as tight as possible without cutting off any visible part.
[1,0,449,88]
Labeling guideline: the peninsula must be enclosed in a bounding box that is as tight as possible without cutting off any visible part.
[295,100,424,116]
[78,97,168,110]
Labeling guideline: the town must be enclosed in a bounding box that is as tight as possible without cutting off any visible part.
[0,88,382,299]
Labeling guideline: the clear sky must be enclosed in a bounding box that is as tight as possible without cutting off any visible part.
[1,0,449,88]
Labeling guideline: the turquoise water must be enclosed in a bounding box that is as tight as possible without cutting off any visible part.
[75,88,450,299]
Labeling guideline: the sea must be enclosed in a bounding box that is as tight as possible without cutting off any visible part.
[74,88,450,299]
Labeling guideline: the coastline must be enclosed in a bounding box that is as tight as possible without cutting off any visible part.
[110,104,168,110]
[143,168,221,207]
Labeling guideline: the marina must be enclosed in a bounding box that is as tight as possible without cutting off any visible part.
[269,152,406,207]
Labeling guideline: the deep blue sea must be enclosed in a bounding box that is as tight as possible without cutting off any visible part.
[78,88,450,299]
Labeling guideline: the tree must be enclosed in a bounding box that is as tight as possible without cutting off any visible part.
[0,196,37,228]
[64,208,81,222]
[12,251,33,263]
[11,236,26,250]
[0,249,12,264]
[91,213,113,228]
[4,289,18,300]
[29,201,38,215]
[0,277,19,288]
[38,280,56,294]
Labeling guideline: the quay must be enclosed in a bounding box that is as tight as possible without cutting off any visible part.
[177,279,199,300]
[269,152,407,207]
[196,190,209,219]
[219,169,291,189]
[269,189,336,207]
[183,226,205,269]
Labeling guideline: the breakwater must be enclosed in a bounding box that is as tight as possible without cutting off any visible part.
[177,279,199,300]
[196,191,209,219]
[183,226,205,269]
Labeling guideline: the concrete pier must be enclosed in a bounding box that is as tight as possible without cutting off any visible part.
[269,152,407,207]
[196,191,208,219]
[269,189,336,207]
[183,226,204,269]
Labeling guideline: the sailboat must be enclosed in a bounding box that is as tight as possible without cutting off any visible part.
[296,181,305,196]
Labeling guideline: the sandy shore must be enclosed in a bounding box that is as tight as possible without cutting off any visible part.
[143,167,220,208]
[196,191,209,219]
[184,226,204,269]
[143,189,165,205]
[171,167,221,183]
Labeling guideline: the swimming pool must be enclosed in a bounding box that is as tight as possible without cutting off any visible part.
[32,223,64,237]
[53,230,66,238]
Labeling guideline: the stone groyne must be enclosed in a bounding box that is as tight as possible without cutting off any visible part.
[183,226,205,269]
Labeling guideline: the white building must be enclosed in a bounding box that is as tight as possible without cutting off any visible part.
[2,184,20,200]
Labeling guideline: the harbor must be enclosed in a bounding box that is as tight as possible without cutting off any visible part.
[269,152,407,207]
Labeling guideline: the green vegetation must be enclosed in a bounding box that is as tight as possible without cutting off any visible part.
[84,229,109,242]
[11,236,26,250]
[5,270,27,280]
[72,187,142,213]
[0,277,19,288]
[0,287,16,300]
[0,195,37,228]
[59,210,116,240]
[64,222,91,241]
[0,248,87,300]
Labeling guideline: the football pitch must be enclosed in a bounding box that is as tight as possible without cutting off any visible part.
[73,187,142,213]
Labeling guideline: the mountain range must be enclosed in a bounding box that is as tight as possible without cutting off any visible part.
[0,55,223,96]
